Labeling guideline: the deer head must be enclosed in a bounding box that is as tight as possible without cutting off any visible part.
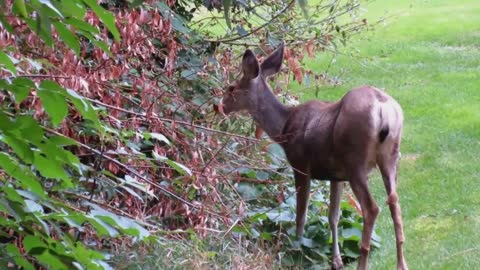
[221,43,285,114]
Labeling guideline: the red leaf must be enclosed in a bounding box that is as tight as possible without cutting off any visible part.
[254,125,263,139]
[305,41,315,58]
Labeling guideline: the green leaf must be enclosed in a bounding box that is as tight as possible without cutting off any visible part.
[36,6,54,46]
[68,242,106,268]
[0,153,46,198]
[39,0,64,18]
[236,182,260,200]
[255,171,269,180]
[266,210,295,223]
[59,0,86,18]
[53,21,80,55]
[300,237,318,248]
[148,132,171,145]
[13,0,28,17]
[0,197,23,220]
[36,137,81,172]
[65,88,101,127]
[82,0,120,41]
[34,213,51,236]
[123,174,156,199]
[38,80,68,126]
[153,152,192,176]
[23,235,48,254]
[6,244,35,270]
[0,50,16,74]
[65,17,99,34]
[129,0,144,8]
[248,212,269,223]
[259,232,273,240]
[64,151,81,173]
[3,187,26,205]
[298,0,309,18]
[0,110,15,130]
[0,15,14,33]
[180,69,198,80]
[16,189,44,202]
[39,79,65,94]
[118,185,144,203]
[342,227,362,241]
[26,58,43,70]
[24,199,44,213]
[60,216,85,232]
[92,212,149,240]
[17,115,44,144]
[24,235,68,269]
[87,215,119,237]
[75,29,112,56]
[33,152,72,186]
[223,0,232,29]
[157,2,190,34]
[1,134,34,164]
[11,77,35,103]
[48,135,78,146]
[343,240,360,258]
[235,25,248,36]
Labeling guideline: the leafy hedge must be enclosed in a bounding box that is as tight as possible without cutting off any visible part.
[0,0,373,268]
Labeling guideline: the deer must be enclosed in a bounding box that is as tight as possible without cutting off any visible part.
[217,43,408,270]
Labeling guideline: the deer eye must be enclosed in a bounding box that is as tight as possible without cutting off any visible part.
[227,86,235,92]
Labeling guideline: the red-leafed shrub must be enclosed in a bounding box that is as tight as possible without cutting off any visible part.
[0,0,372,268]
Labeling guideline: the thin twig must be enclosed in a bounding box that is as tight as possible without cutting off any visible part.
[222,218,240,238]
[234,177,288,185]
[16,74,71,79]
[201,138,230,173]
[205,0,296,44]
[43,127,225,219]
[63,191,160,230]
[86,97,263,143]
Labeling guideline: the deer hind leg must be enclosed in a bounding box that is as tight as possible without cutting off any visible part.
[329,181,344,270]
[348,170,379,270]
[378,141,408,270]
[294,169,311,238]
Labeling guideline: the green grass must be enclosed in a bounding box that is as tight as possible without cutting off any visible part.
[293,0,480,269]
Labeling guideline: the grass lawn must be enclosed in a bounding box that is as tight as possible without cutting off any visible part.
[293,0,480,269]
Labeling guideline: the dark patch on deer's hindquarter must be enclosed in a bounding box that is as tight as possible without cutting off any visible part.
[379,127,389,143]
[374,89,388,102]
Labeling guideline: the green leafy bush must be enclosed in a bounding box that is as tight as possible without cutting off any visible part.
[0,0,373,268]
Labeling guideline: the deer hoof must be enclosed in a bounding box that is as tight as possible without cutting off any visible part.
[397,262,409,270]
[332,255,344,270]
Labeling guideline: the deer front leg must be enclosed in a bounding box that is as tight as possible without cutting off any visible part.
[294,170,311,238]
[329,181,344,270]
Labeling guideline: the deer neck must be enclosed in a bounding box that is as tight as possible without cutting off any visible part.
[249,83,289,142]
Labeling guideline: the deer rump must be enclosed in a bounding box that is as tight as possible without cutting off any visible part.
[280,86,403,182]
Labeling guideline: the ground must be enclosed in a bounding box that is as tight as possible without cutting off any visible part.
[294,0,480,269]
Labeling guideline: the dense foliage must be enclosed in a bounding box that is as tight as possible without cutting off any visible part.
[0,0,374,268]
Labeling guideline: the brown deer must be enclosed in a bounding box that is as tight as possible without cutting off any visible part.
[219,43,408,270]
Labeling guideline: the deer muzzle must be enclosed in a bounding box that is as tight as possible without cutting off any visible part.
[213,102,226,116]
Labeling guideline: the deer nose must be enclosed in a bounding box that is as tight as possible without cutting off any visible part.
[213,102,226,116]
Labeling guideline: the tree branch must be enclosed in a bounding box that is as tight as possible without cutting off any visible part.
[43,127,226,220]
[86,97,263,143]
[205,0,296,44]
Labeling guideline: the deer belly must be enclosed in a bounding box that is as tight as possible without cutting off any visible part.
[310,166,347,181]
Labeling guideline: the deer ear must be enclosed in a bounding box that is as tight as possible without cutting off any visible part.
[242,49,260,79]
[260,42,284,78]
